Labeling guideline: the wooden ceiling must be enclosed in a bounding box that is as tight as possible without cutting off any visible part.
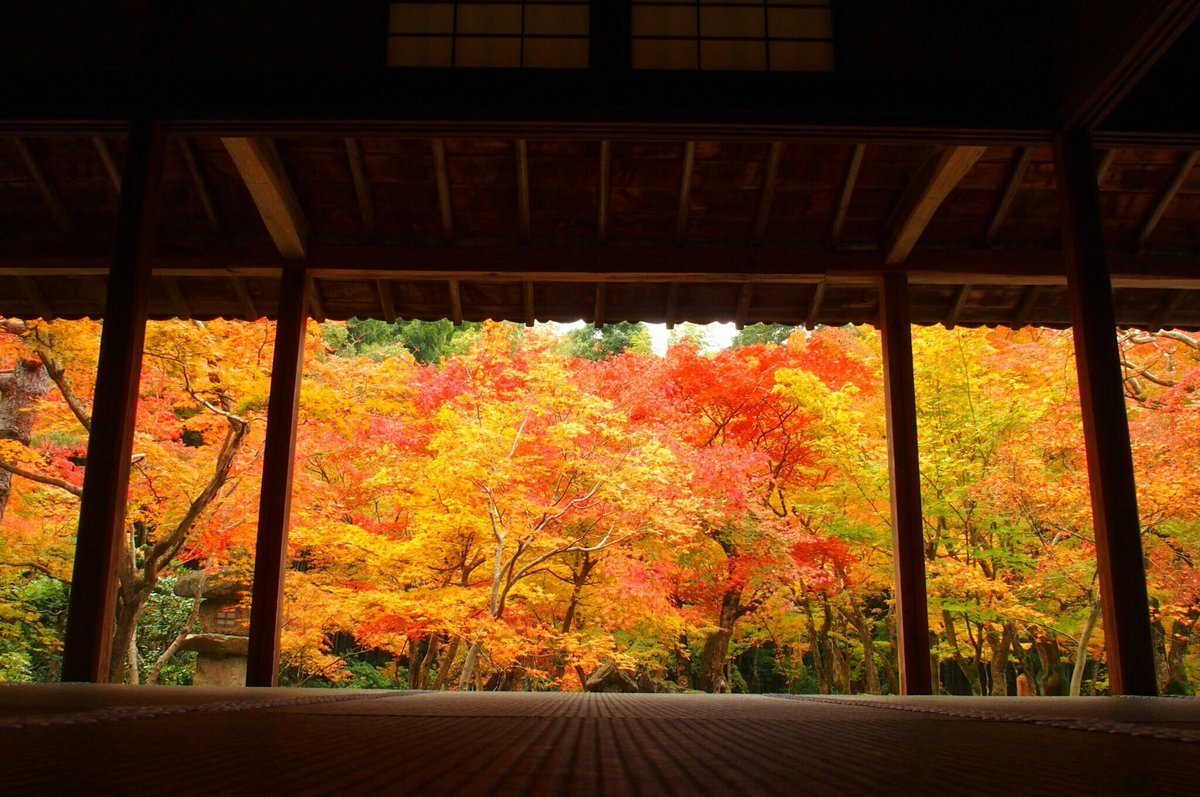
[0,134,1198,330]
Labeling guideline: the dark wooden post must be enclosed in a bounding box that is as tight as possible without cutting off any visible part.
[245,266,310,687]
[1055,128,1157,696]
[61,117,165,683]
[878,273,933,695]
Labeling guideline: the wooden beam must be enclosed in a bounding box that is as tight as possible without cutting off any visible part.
[831,144,865,248]
[884,146,987,264]
[944,284,971,329]
[221,137,308,259]
[751,143,783,243]
[516,139,531,243]
[1013,285,1042,328]
[376,280,396,324]
[984,147,1033,246]
[878,272,932,696]
[523,280,535,327]
[448,278,462,326]
[1056,127,1157,696]
[16,276,54,320]
[1151,289,1186,331]
[61,117,164,683]
[92,136,121,194]
[1095,148,1117,186]
[307,275,325,322]
[804,281,826,330]
[593,283,605,329]
[179,138,221,233]
[1060,0,1200,130]
[734,283,754,330]
[246,265,309,688]
[231,276,257,321]
[161,275,191,320]
[12,137,76,237]
[665,282,679,329]
[598,141,611,242]
[675,142,696,241]
[1136,150,1198,249]
[344,138,377,238]
[432,139,454,243]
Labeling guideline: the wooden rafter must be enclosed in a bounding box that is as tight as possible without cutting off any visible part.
[231,276,257,320]
[675,142,696,241]
[523,280,535,327]
[665,282,679,329]
[751,143,782,243]
[944,284,971,329]
[161,276,191,320]
[92,137,121,194]
[344,138,377,238]
[432,139,454,243]
[805,281,826,330]
[12,137,76,237]
[307,275,326,322]
[1013,285,1042,327]
[448,278,463,326]
[222,137,308,259]
[179,138,221,232]
[734,283,754,329]
[516,139,531,242]
[16,275,54,320]
[598,141,611,242]
[1095,149,1117,186]
[1136,150,1198,250]
[984,147,1033,246]
[1151,288,1187,331]
[593,283,605,328]
[377,280,397,324]
[831,144,865,247]
[884,146,987,264]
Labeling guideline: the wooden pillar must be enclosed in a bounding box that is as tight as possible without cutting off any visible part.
[1055,128,1157,696]
[61,117,165,683]
[245,267,310,687]
[878,273,932,695]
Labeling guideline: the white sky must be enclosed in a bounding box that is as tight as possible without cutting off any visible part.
[552,321,737,356]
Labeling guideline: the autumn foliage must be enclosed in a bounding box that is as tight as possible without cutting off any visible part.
[1,316,1198,695]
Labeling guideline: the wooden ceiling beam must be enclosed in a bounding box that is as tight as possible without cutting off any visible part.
[523,280,535,327]
[598,141,611,242]
[884,146,987,264]
[665,283,679,330]
[1136,150,1198,249]
[675,142,696,241]
[734,283,754,330]
[16,275,55,320]
[593,283,605,328]
[344,138,377,239]
[1151,288,1187,331]
[751,143,782,244]
[432,139,454,243]
[161,276,191,320]
[222,137,308,259]
[179,138,221,233]
[231,275,258,320]
[307,275,325,322]
[984,147,1033,247]
[831,144,865,248]
[92,136,121,195]
[1095,149,1117,186]
[448,278,463,325]
[516,139,531,243]
[1013,285,1042,327]
[377,280,397,324]
[11,137,76,238]
[804,281,826,330]
[944,284,971,329]
[1060,0,1200,130]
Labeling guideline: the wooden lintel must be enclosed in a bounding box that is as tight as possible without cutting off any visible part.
[344,138,377,239]
[306,275,326,322]
[675,142,696,241]
[944,284,971,328]
[1013,285,1042,327]
[523,280,535,327]
[593,283,605,329]
[984,147,1033,246]
[12,136,76,237]
[751,143,783,244]
[16,275,54,320]
[1136,150,1198,250]
[517,139,531,243]
[179,138,221,233]
[804,281,826,330]
[734,283,754,329]
[831,144,865,248]
[432,139,454,243]
[92,136,122,194]
[448,278,463,326]
[885,146,987,264]
[665,282,679,329]
[161,275,191,320]
[377,279,397,324]
[598,140,611,242]
[221,137,308,259]
[231,276,257,321]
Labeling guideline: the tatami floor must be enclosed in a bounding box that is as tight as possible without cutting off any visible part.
[3,686,1199,795]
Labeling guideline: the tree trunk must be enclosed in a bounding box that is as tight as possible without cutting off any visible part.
[1071,598,1102,696]
[942,611,982,695]
[0,358,53,522]
[698,589,741,693]
[846,604,881,695]
[458,641,483,691]
[432,637,461,690]
[986,622,1016,697]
